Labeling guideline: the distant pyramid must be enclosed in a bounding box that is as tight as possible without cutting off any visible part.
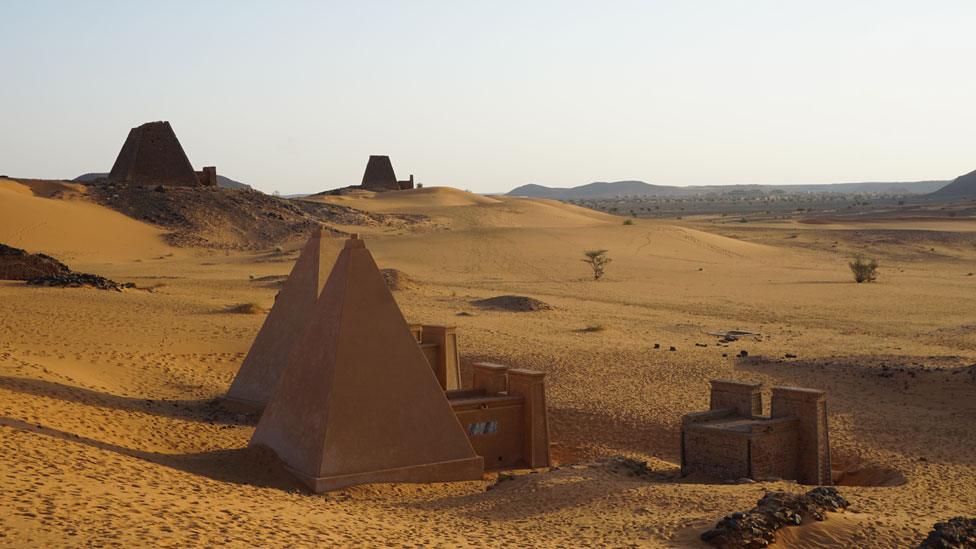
[361,155,400,191]
[223,229,342,410]
[249,235,483,492]
[109,121,212,186]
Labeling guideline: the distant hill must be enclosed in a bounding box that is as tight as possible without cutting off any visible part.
[509,181,682,199]
[929,170,976,198]
[508,180,949,200]
[73,172,253,191]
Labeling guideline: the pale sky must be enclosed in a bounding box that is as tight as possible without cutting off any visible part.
[2,1,974,194]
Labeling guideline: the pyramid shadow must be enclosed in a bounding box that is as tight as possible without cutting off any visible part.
[0,375,253,426]
[0,416,300,490]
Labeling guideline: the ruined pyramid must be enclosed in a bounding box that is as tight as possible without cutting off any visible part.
[361,155,400,191]
[249,236,483,492]
[223,228,342,410]
[109,121,202,186]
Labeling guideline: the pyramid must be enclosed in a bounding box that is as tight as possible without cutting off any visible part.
[223,229,342,410]
[361,155,400,191]
[109,121,201,186]
[249,236,484,492]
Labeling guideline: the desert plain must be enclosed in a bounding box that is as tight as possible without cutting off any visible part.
[1,177,974,547]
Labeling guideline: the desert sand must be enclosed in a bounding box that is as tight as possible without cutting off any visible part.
[1,180,974,547]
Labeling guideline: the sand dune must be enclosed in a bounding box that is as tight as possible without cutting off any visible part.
[311,186,619,229]
[1,186,974,547]
[0,178,172,264]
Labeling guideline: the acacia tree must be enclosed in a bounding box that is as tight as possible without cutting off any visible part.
[849,256,879,283]
[583,249,612,281]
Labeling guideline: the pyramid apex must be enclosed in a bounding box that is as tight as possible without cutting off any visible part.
[345,234,364,248]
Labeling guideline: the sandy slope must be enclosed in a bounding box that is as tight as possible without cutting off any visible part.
[0,178,171,263]
[1,185,974,547]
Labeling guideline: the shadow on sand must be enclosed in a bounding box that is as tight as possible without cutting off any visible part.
[0,375,257,426]
[0,416,301,491]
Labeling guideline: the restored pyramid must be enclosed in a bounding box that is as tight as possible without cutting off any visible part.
[223,229,341,410]
[249,236,483,492]
[109,121,204,186]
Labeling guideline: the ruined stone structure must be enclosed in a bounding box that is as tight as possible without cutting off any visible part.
[109,121,217,187]
[361,155,414,191]
[681,380,830,484]
[196,166,218,187]
[447,363,551,470]
[249,236,484,492]
[410,324,461,391]
[222,228,341,411]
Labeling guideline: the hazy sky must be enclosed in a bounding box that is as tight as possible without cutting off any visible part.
[2,1,974,194]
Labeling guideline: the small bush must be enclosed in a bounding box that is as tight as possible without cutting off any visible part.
[849,256,879,283]
[582,249,612,281]
[623,219,635,226]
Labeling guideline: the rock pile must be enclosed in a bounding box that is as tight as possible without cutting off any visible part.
[917,517,976,548]
[380,268,415,291]
[597,456,656,478]
[27,273,133,292]
[86,182,422,249]
[0,244,70,280]
[471,295,552,312]
[1,243,130,291]
[701,487,849,548]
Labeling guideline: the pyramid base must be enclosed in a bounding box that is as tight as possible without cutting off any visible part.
[281,454,485,493]
[217,394,266,415]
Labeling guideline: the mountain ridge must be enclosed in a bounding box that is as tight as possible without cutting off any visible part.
[508,179,951,199]
[928,169,976,198]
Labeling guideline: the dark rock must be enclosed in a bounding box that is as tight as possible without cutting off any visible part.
[669,346,677,352]
[739,350,749,358]
[701,487,849,548]
[380,268,415,291]
[917,517,976,548]
[471,295,551,312]
[27,272,133,292]
[785,353,797,359]
[653,343,661,349]
[0,243,70,280]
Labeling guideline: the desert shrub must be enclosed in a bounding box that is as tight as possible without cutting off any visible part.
[582,249,612,281]
[623,219,635,226]
[849,256,879,283]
